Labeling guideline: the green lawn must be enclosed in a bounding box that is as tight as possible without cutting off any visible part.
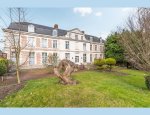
[0,68,150,107]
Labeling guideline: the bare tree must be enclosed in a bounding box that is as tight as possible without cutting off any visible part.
[118,8,150,71]
[1,8,31,84]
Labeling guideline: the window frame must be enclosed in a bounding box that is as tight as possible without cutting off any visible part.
[83,54,86,63]
[42,52,47,64]
[41,38,48,48]
[29,52,35,65]
[53,40,57,48]
[65,41,69,49]
[75,56,79,63]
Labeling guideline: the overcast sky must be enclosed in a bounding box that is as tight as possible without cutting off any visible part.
[0,7,136,50]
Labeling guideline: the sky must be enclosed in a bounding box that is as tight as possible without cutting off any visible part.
[0,7,136,50]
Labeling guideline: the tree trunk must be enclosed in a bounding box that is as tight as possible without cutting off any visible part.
[53,60,78,85]
[16,68,20,84]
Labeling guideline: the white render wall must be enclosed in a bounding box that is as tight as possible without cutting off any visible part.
[4,28,104,69]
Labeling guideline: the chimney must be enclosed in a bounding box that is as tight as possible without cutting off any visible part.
[54,24,58,29]
[82,31,85,34]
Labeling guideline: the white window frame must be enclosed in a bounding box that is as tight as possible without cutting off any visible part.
[65,41,69,49]
[41,38,48,48]
[42,52,47,64]
[53,40,57,48]
[28,25,35,32]
[95,45,97,51]
[75,34,78,40]
[29,52,35,65]
[83,54,86,63]
[83,43,86,51]
[52,30,58,36]
[65,53,70,60]
[90,54,92,62]
[75,56,79,63]
[28,37,35,47]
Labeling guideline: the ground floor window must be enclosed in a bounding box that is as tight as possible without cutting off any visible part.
[53,53,58,64]
[29,52,35,65]
[11,52,16,62]
[90,54,92,62]
[65,53,70,60]
[100,54,103,59]
[95,54,97,59]
[42,52,47,64]
[83,54,86,62]
[75,56,79,63]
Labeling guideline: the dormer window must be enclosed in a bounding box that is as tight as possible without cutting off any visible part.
[52,29,58,37]
[75,35,78,40]
[28,25,35,32]
[90,37,93,42]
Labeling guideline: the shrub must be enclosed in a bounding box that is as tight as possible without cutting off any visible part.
[94,59,105,66]
[0,61,7,76]
[94,59,106,70]
[0,58,8,66]
[145,76,150,90]
[105,58,116,71]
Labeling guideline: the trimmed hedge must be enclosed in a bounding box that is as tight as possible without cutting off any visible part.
[105,58,116,71]
[94,59,105,66]
[94,58,116,71]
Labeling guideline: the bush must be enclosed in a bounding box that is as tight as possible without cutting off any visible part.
[94,59,106,70]
[94,59,105,66]
[0,58,8,66]
[145,76,150,90]
[0,61,7,76]
[105,58,116,71]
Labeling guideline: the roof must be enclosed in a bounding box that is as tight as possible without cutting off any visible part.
[7,22,104,43]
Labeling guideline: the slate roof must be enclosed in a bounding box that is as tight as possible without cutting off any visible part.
[7,22,104,43]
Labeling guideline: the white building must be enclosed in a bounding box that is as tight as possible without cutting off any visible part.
[3,22,104,69]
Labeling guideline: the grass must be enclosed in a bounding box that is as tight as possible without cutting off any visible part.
[0,67,150,107]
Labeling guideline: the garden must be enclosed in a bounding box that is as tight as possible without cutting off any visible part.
[0,67,150,107]
[0,57,150,107]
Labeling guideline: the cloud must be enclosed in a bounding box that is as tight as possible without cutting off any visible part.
[73,7,93,16]
[94,12,102,17]
[100,32,110,39]
[121,8,133,12]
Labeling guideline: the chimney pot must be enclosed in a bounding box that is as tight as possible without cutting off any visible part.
[54,24,58,29]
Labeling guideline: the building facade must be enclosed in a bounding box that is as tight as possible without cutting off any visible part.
[3,22,104,69]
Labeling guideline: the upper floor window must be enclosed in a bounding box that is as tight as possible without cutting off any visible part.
[28,25,35,32]
[100,46,103,52]
[65,41,69,49]
[95,45,97,51]
[53,40,57,48]
[52,29,58,37]
[75,35,78,40]
[11,52,16,62]
[83,43,86,51]
[42,38,47,48]
[90,45,92,50]
[81,36,83,40]
[11,35,19,46]
[28,37,35,47]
